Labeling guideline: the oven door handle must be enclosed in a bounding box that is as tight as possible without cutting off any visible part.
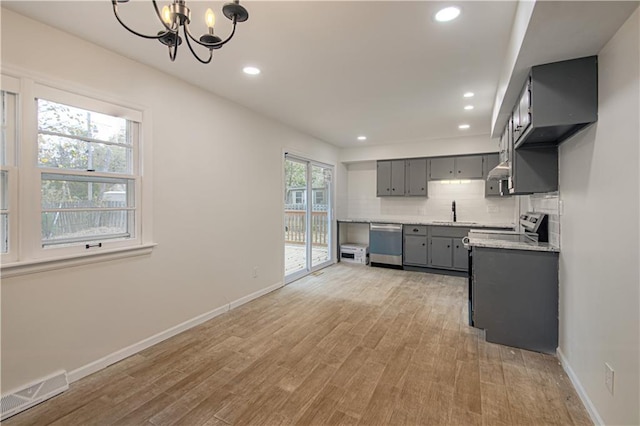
[462,236,470,250]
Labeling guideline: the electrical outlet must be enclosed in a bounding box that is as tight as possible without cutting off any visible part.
[605,362,614,395]
[252,267,258,278]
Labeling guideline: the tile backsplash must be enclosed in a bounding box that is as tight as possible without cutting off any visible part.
[521,192,561,248]
[346,161,517,225]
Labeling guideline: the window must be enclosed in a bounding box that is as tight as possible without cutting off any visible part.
[37,98,136,247]
[0,87,18,260]
[313,189,324,205]
[1,74,152,272]
[294,190,304,205]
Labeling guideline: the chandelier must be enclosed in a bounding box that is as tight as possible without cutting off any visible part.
[111,0,249,64]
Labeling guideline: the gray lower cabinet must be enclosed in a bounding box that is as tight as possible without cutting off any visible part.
[403,225,428,266]
[430,237,453,268]
[472,246,559,354]
[453,240,468,269]
[428,226,472,272]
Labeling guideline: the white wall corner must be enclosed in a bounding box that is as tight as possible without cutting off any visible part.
[557,348,605,426]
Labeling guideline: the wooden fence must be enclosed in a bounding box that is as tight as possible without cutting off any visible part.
[42,201,129,240]
[284,210,328,246]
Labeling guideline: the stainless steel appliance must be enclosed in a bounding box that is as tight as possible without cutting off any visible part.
[369,223,403,268]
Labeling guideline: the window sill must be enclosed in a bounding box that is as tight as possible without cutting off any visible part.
[1,243,157,278]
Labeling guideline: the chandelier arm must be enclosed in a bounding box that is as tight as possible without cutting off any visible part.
[183,26,214,64]
[168,40,178,62]
[184,19,238,49]
[112,0,172,40]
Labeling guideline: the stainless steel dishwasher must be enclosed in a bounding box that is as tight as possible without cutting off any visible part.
[369,223,403,268]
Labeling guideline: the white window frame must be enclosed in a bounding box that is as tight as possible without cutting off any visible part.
[1,73,154,277]
[1,75,20,263]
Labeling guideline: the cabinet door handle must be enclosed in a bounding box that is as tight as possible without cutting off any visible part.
[421,187,425,190]
[456,245,459,249]
[447,245,450,248]
[392,188,395,191]
[422,243,426,246]
[413,228,419,232]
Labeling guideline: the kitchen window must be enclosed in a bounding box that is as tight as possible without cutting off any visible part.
[1,74,153,274]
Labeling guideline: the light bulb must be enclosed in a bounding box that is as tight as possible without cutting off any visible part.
[205,8,216,29]
[162,6,172,24]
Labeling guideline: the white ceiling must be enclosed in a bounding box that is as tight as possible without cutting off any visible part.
[3,1,638,148]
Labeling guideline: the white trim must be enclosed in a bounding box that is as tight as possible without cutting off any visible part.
[229,281,284,310]
[0,243,157,278]
[557,347,604,426]
[67,280,283,384]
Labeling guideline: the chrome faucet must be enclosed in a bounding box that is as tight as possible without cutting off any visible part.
[452,200,457,222]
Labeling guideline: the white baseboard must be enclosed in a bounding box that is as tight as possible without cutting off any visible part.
[229,281,284,310]
[557,347,604,426]
[68,280,283,384]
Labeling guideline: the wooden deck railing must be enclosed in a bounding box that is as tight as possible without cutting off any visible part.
[284,210,328,246]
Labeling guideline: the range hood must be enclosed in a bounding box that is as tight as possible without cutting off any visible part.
[487,161,510,181]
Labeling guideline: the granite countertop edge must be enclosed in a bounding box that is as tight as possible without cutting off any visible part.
[468,238,560,253]
[337,218,515,229]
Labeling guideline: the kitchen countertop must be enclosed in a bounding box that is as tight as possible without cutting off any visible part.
[467,231,560,253]
[338,218,515,229]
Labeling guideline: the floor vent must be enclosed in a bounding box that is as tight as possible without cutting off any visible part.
[1,370,68,421]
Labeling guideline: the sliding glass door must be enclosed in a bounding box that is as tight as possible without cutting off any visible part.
[284,155,333,283]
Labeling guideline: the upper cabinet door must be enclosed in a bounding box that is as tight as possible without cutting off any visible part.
[455,156,483,179]
[406,158,427,196]
[390,160,405,196]
[376,161,392,196]
[429,157,455,180]
[518,80,531,136]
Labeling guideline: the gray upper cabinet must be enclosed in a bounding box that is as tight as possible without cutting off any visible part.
[390,160,405,196]
[455,156,483,179]
[376,161,392,196]
[430,156,483,180]
[509,147,558,195]
[377,159,426,197]
[429,157,455,180]
[483,153,501,197]
[405,159,427,196]
[513,55,598,148]
[376,160,405,196]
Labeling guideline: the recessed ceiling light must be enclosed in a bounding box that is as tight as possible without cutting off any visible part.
[243,66,260,75]
[463,92,474,98]
[357,136,367,141]
[435,6,461,22]
[458,124,470,129]
[464,105,474,110]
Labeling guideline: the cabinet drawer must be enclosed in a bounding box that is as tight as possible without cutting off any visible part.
[404,225,427,236]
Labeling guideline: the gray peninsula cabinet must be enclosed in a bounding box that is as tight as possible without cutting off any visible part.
[429,155,483,180]
[472,246,559,354]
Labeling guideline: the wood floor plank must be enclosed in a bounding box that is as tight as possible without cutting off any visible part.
[3,264,592,426]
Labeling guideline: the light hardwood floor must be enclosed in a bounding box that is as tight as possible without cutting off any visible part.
[5,263,592,426]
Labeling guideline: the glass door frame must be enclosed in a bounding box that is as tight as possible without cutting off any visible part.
[284,153,334,284]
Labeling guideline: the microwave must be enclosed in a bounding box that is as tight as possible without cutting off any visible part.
[340,244,369,265]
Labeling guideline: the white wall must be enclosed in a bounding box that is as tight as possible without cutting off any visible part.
[340,134,497,163]
[344,161,517,225]
[0,9,342,391]
[558,9,639,425]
